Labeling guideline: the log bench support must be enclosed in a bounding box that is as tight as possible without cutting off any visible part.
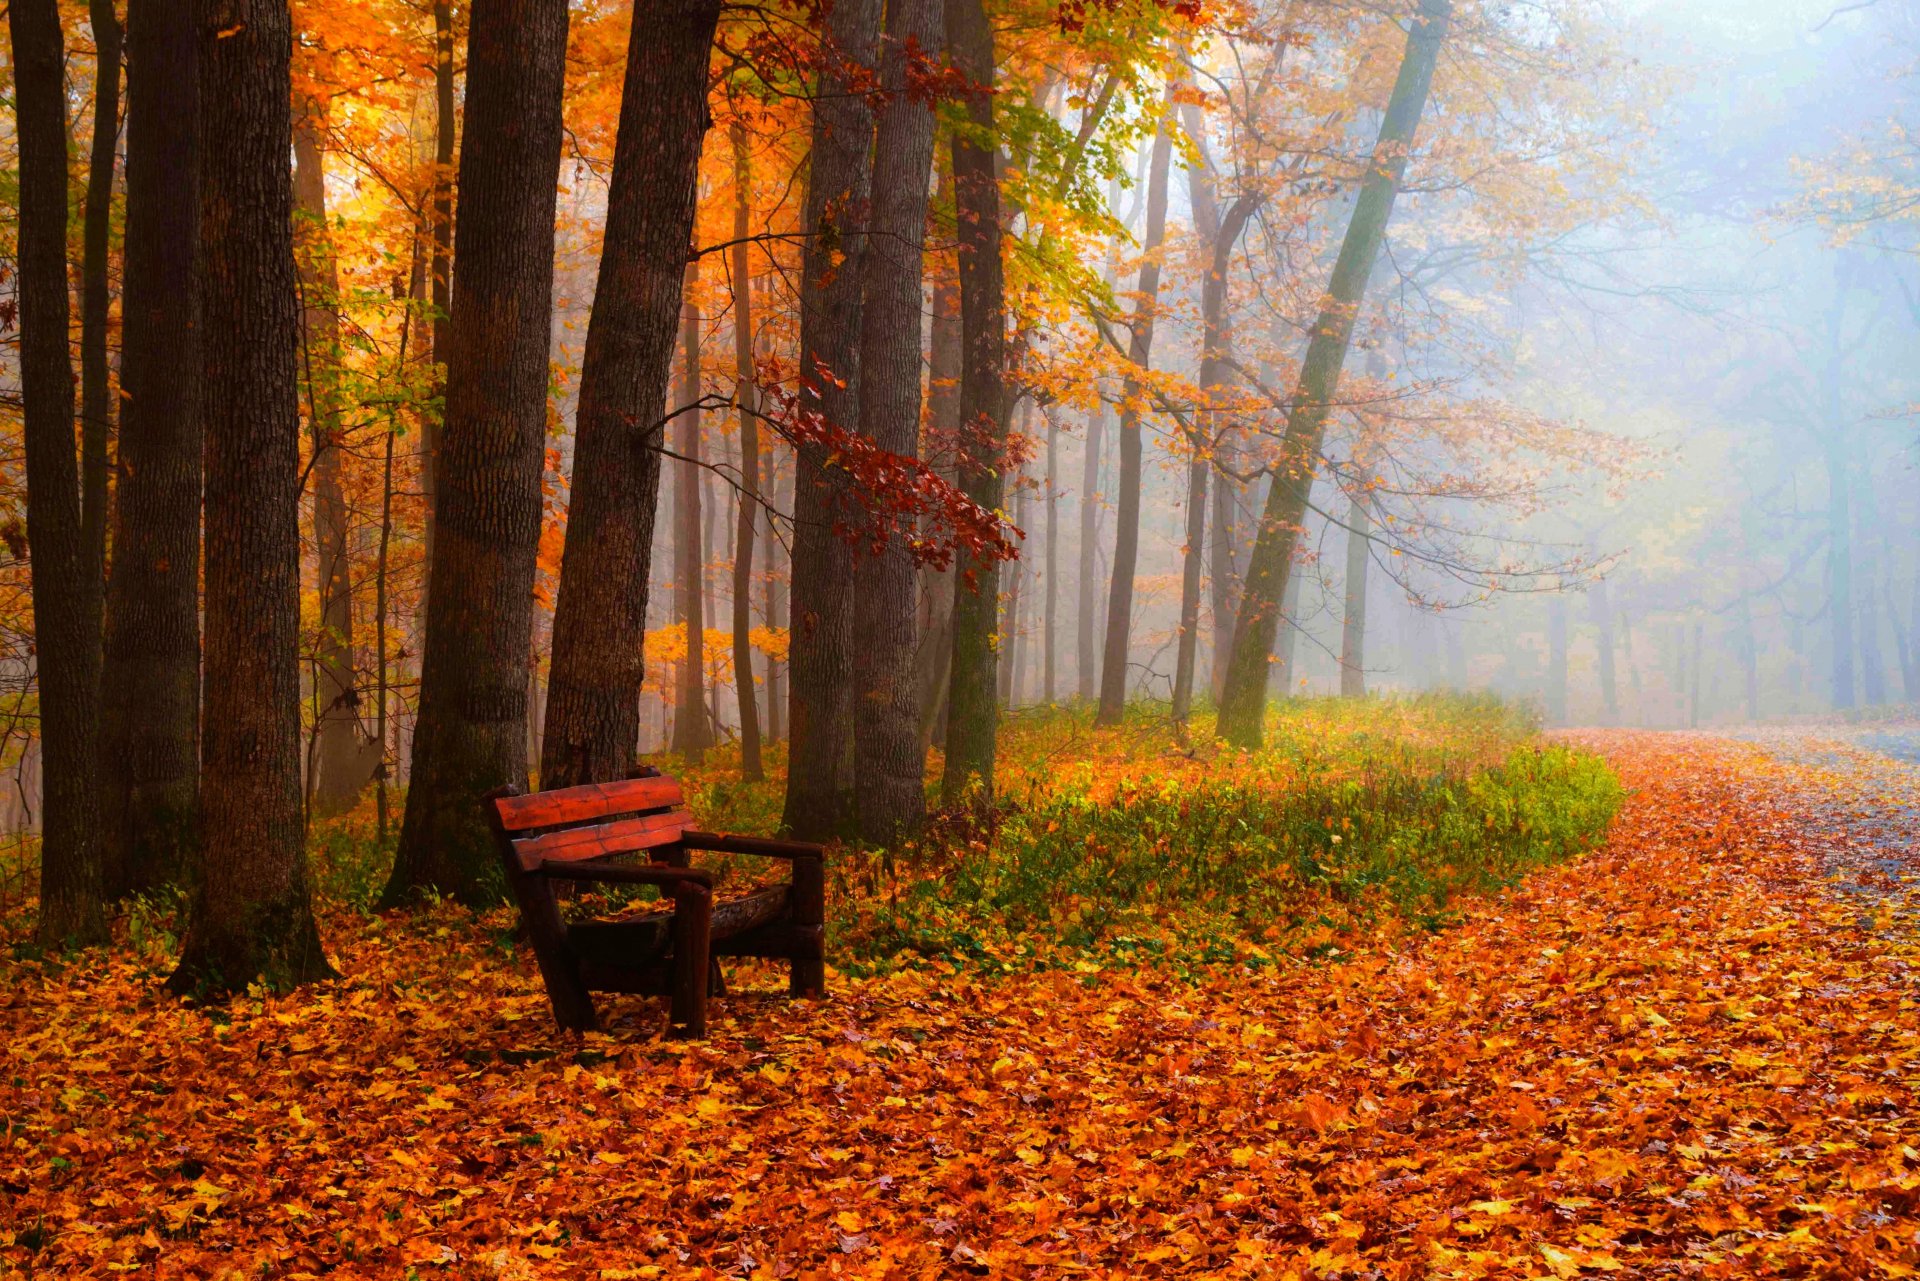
[484,773,826,1037]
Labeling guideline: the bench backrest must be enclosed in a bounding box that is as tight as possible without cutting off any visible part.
[489,775,692,872]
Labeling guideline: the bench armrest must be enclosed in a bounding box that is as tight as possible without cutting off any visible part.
[534,861,713,889]
[681,830,825,861]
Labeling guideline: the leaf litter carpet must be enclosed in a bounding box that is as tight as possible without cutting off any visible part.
[5,731,1920,1278]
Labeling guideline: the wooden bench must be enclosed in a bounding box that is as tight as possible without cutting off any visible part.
[484,770,825,1037]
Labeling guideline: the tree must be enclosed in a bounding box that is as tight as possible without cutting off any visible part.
[672,270,714,760]
[852,0,943,843]
[541,0,721,790]
[384,0,570,906]
[1095,104,1174,727]
[78,0,119,619]
[13,0,107,944]
[99,0,201,898]
[169,0,330,991]
[940,0,1012,804]
[783,0,881,839]
[1217,0,1452,748]
[729,117,765,783]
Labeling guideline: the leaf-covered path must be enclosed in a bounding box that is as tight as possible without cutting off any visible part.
[6,732,1920,1278]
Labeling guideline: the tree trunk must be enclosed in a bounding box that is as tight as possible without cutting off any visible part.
[766,426,787,743]
[384,0,569,907]
[730,118,765,782]
[1095,102,1175,727]
[783,0,880,837]
[940,0,1011,804]
[423,0,457,580]
[916,264,960,753]
[1546,594,1568,725]
[1044,410,1058,704]
[1589,575,1619,724]
[170,0,331,990]
[673,268,713,759]
[540,0,718,791]
[99,0,201,898]
[13,0,107,944]
[852,0,941,842]
[293,103,371,815]
[1339,488,1370,698]
[1077,387,1105,703]
[1216,0,1450,748]
[79,0,120,629]
[1007,464,1031,706]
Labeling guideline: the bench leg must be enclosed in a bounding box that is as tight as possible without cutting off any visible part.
[789,856,827,998]
[670,884,712,1038]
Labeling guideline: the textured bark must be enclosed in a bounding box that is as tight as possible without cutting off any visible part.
[939,0,1010,804]
[13,0,107,944]
[294,103,371,814]
[1095,105,1174,726]
[782,0,879,838]
[100,0,201,898]
[384,0,569,906]
[915,263,960,753]
[1217,0,1450,748]
[423,0,456,578]
[541,0,718,791]
[79,0,120,627]
[729,118,765,782]
[1339,489,1370,698]
[170,0,331,991]
[766,443,788,742]
[852,0,941,843]
[672,271,713,760]
[1006,459,1031,707]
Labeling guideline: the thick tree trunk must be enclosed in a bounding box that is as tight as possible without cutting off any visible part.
[916,266,961,753]
[783,0,880,837]
[940,0,1011,804]
[170,0,331,990]
[13,0,107,944]
[1339,489,1370,698]
[293,104,371,815]
[673,271,713,760]
[79,0,120,626]
[1044,411,1058,704]
[99,0,201,898]
[730,119,765,782]
[1095,104,1175,727]
[1217,0,1450,748]
[1077,391,1105,703]
[852,0,941,842]
[384,0,569,906]
[540,0,718,791]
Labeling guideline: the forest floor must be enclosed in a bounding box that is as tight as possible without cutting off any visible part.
[7,728,1920,1278]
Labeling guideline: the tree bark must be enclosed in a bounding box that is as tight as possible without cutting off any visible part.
[1094,103,1175,727]
[13,0,107,944]
[1339,488,1370,698]
[783,0,879,838]
[672,268,713,760]
[99,0,201,899]
[1077,388,1105,703]
[1217,0,1450,748]
[1043,410,1058,704]
[940,0,1011,804]
[730,117,765,782]
[852,0,941,843]
[170,0,331,990]
[293,102,371,814]
[384,0,569,906]
[540,0,718,791]
[79,0,120,634]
